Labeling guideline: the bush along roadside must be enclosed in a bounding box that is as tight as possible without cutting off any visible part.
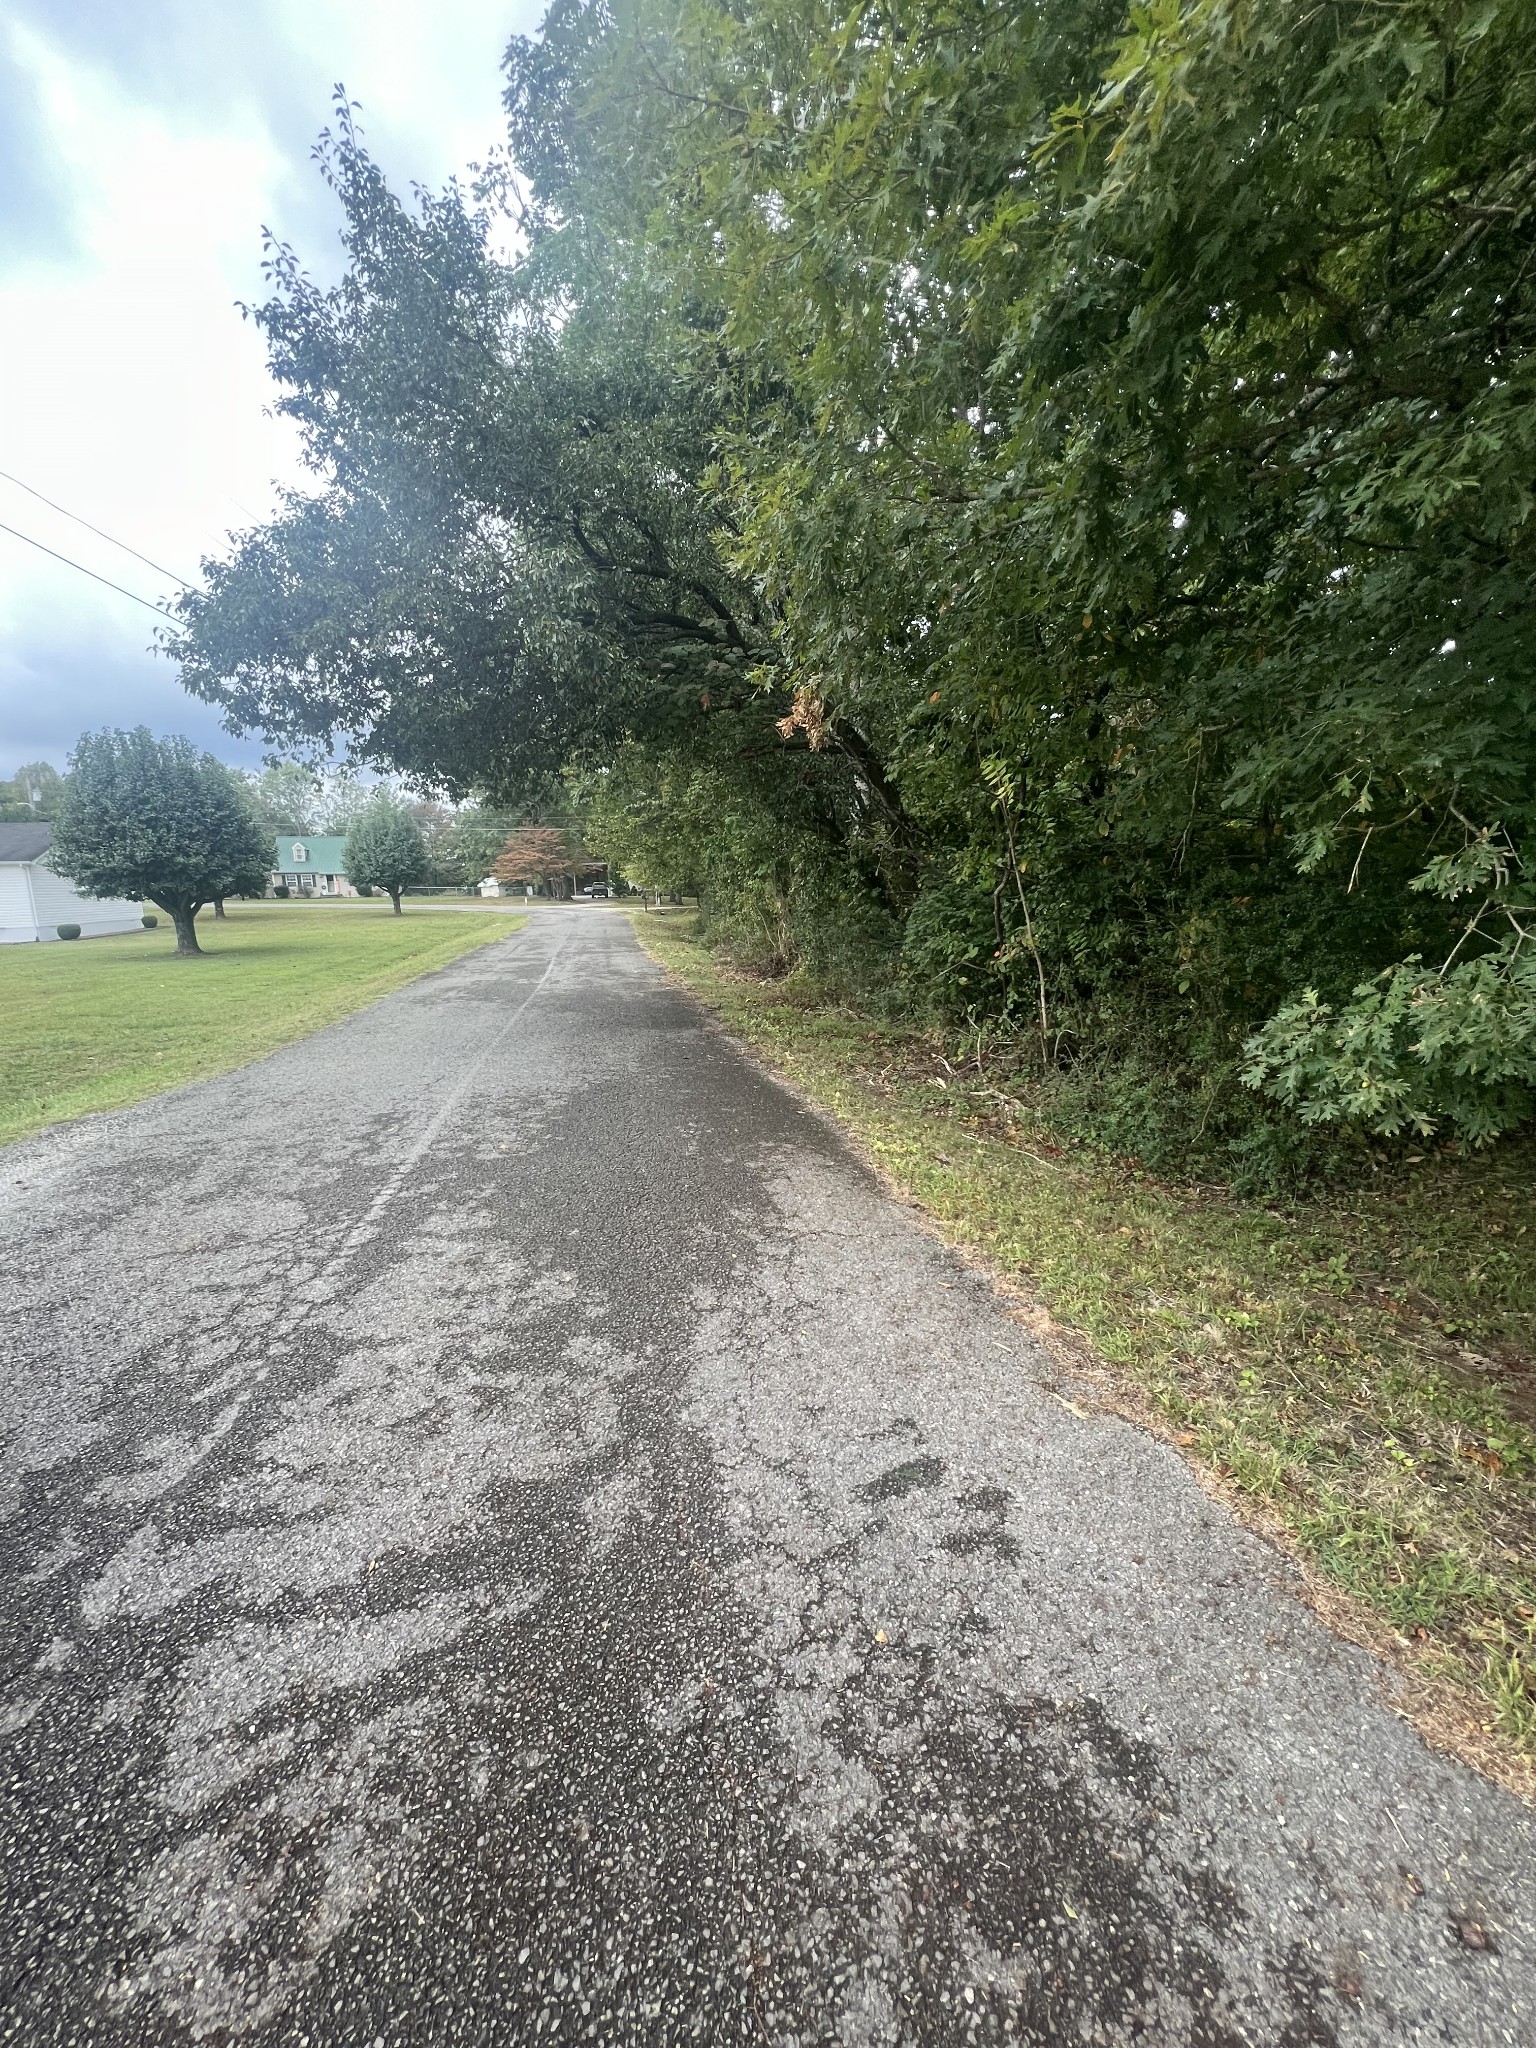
[632,911,1536,1796]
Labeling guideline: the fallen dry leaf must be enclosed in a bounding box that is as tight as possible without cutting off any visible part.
[1459,1444,1504,1474]
[1452,1916,1495,1952]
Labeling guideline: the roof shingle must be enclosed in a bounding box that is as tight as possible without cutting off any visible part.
[0,823,53,863]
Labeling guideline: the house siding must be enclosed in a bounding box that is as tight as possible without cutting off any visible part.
[0,862,143,943]
[0,864,34,943]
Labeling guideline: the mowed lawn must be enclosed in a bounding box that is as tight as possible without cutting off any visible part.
[0,901,525,1148]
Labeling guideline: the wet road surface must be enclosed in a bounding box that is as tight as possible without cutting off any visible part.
[1,908,1532,2045]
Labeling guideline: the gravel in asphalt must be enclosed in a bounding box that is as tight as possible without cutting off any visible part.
[1,907,1532,2046]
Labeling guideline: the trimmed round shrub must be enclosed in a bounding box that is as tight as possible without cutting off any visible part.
[273,884,290,898]
[56,923,81,941]
[356,883,375,897]
[142,914,158,928]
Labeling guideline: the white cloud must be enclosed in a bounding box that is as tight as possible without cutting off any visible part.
[0,0,537,777]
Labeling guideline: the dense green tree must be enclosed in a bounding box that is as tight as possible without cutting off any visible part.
[174,0,1536,1168]
[239,762,397,837]
[506,0,1536,1143]
[406,801,461,886]
[171,105,901,897]
[49,729,271,956]
[343,796,427,913]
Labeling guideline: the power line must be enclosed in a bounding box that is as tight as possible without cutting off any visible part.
[0,519,182,623]
[0,465,197,589]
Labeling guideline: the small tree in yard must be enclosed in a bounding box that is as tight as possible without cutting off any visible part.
[49,728,271,957]
[344,798,426,913]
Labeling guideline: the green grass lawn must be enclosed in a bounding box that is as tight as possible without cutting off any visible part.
[631,909,1536,1795]
[0,901,525,1148]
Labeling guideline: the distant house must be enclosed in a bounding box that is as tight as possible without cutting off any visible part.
[272,835,357,897]
[0,824,145,944]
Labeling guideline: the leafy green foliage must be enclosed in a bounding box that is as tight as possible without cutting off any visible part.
[174,107,777,795]
[519,0,1536,1151]
[49,728,271,956]
[177,0,1536,1168]
[1247,829,1536,1139]
[1248,950,1536,1143]
[342,797,428,912]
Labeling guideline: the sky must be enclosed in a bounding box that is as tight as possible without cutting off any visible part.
[0,0,542,781]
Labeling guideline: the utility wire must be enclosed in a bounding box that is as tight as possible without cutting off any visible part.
[0,465,197,589]
[0,519,182,622]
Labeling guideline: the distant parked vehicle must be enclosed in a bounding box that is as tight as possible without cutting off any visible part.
[580,882,610,899]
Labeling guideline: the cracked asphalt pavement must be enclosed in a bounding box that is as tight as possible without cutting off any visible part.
[2,907,1533,2046]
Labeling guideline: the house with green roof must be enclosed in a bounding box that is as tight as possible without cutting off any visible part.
[271,834,356,897]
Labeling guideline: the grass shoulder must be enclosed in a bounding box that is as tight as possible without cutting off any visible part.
[1,902,526,1147]
[631,909,1536,1796]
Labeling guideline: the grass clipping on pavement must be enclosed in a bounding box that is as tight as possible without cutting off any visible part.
[633,909,1536,1798]
[0,902,525,1148]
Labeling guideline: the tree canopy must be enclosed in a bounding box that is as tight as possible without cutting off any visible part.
[239,763,388,837]
[49,729,271,956]
[174,0,1536,1174]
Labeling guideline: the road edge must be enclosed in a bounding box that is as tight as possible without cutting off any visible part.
[625,907,1536,1809]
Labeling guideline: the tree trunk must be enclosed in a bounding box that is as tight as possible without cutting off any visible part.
[388,887,403,915]
[169,903,202,956]
[213,897,227,919]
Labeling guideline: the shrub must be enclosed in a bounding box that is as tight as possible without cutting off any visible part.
[900,879,1006,1017]
[356,883,375,897]
[273,884,290,898]
[142,914,158,928]
[56,923,81,940]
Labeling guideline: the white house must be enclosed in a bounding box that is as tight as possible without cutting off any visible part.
[0,824,146,943]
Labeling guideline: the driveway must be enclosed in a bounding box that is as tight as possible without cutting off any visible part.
[1,907,1531,2045]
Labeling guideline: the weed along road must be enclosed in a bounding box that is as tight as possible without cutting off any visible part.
[1,909,1532,2047]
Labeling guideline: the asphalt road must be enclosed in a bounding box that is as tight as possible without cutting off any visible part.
[2,908,1532,2047]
